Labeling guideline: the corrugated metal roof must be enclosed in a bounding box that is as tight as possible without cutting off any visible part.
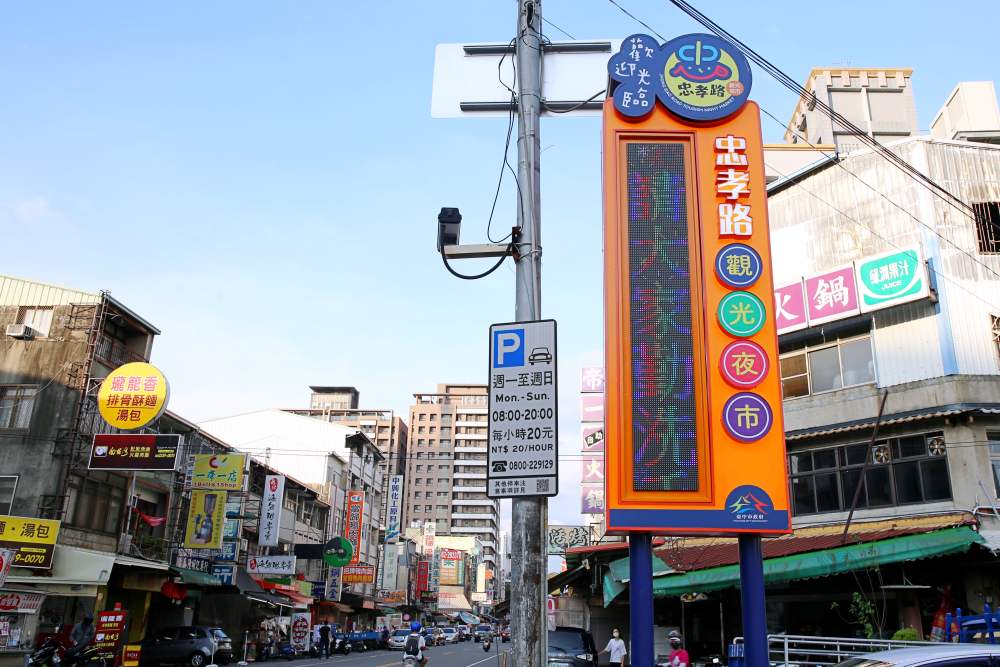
[786,408,964,440]
[649,512,977,573]
[0,274,98,307]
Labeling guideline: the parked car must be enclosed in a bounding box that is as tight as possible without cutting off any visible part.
[141,626,233,667]
[834,644,1000,667]
[547,627,597,667]
[474,624,493,643]
[440,628,460,644]
[388,629,411,650]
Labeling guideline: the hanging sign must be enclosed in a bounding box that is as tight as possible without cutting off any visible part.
[344,491,364,565]
[0,549,13,587]
[191,454,246,491]
[323,536,353,567]
[259,475,285,547]
[386,475,404,542]
[602,33,790,536]
[89,434,180,471]
[96,362,169,430]
[183,491,227,549]
[247,555,296,576]
[342,564,376,584]
[0,516,60,569]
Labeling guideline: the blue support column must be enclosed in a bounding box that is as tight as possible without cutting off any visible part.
[630,533,655,667]
[738,535,768,667]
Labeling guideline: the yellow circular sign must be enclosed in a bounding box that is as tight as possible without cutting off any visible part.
[97,362,169,430]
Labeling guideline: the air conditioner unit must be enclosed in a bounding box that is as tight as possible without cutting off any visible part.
[5,324,34,340]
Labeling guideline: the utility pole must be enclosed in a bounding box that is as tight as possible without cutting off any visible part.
[511,1,546,666]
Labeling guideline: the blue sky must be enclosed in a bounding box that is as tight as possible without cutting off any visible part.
[3,0,999,528]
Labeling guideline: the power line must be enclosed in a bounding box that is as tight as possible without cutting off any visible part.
[541,16,576,41]
[757,105,1000,288]
[605,0,666,42]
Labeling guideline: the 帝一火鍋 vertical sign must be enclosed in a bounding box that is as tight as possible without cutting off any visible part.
[603,33,791,535]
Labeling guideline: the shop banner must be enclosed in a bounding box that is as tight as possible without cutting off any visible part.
[191,454,246,491]
[856,247,929,312]
[0,549,14,587]
[210,564,236,585]
[259,475,285,547]
[580,484,604,515]
[123,646,142,667]
[247,555,296,576]
[183,491,227,549]
[0,591,44,613]
[327,567,342,601]
[439,549,463,586]
[342,564,376,584]
[216,541,237,562]
[805,265,860,326]
[380,543,399,591]
[0,516,60,569]
[344,491,364,565]
[290,614,311,652]
[421,522,436,557]
[89,434,180,471]
[774,281,808,334]
[385,475,403,542]
[93,609,128,660]
[581,366,605,393]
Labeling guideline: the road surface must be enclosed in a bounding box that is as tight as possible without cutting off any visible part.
[252,641,510,667]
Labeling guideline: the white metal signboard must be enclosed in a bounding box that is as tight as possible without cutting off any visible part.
[488,319,558,498]
[386,475,403,542]
[259,475,285,547]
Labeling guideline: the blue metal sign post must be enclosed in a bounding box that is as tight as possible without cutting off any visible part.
[739,535,768,667]
[629,534,655,667]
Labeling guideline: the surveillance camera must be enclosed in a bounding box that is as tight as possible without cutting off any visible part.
[438,208,462,251]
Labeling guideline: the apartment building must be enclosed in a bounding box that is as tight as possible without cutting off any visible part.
[290,386,409,530]
[407,384,499,571]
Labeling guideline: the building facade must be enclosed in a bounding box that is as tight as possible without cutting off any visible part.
[406,384,499,581]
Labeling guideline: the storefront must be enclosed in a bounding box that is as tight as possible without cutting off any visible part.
[0,588,46,662]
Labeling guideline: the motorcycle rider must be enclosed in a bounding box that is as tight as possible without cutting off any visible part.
[402,621,428,666]
[67,615,95,659]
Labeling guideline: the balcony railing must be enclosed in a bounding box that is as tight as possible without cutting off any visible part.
[95,335,148,367]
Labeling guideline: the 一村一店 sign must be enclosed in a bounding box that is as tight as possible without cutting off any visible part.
[487,319,559,498]
[344,491,364,565]
[191,454,246,491]
[385,475,403,542]
[774,246,930,334]
[247,555,296,576]
[259,475,285,547]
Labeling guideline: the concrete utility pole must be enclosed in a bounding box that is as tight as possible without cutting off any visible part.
[511,1,547,666]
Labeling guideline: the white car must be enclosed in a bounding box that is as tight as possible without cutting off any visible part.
[835,644,1000,667]
[387,629,410,650]
[440,628,460,644]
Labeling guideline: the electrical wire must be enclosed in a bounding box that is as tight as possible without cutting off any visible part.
[605,0,666,42]
[543,89,607,114]
[541,16,576,40]
[758,106,1000,286]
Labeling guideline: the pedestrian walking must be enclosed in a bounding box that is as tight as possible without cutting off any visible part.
[318,621,331,658]
[667,630,689,667]
[600,627,627,666]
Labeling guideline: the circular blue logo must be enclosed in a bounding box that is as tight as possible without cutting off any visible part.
[715,243,763,289]
[654,33,752,122]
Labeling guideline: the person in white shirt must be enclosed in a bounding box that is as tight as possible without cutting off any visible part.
[600,627,627,666]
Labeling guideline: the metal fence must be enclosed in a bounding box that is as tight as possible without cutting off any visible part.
[767,634,936,666]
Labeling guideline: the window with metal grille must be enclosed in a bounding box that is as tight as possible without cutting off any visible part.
[0,386,36,429]
[992,315,1000,366]
[973,202,1000,254]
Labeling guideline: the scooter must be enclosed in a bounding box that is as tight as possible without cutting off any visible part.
[27,636,64,667]
[482,636,492,653]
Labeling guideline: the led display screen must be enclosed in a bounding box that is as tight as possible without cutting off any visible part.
[627,142,698,491]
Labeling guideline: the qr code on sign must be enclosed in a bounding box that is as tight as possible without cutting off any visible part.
[536,479,550,493]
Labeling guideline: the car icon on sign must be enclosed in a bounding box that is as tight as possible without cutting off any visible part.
[528,347,552,365]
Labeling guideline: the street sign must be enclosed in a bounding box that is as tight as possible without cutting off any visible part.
[602,34,791,536]
[432,41,615,118]
[487,319,559,498]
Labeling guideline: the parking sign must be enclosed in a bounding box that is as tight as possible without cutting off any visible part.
[488,319,558,498]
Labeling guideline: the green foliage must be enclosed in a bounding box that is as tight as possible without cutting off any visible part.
[831,592,880,638]
[891,628,920,641]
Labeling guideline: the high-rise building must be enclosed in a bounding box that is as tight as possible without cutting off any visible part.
[407,384,499,572]
[289,386,409,530]
[783,67,919,155]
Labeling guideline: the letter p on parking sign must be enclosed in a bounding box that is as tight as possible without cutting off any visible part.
[493,329,525,368]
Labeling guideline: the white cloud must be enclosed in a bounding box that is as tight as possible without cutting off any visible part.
[12,196,58,224]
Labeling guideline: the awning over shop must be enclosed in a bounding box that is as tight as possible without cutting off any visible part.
[172,567,223,587]
[246,591,294,609]
[603,525,983,606]
[115,555,170,571]
[234,569,266,594]
[437,590,473,612]
[277,590,313,608]
[547,563,590,594]
[6,545,115,595]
